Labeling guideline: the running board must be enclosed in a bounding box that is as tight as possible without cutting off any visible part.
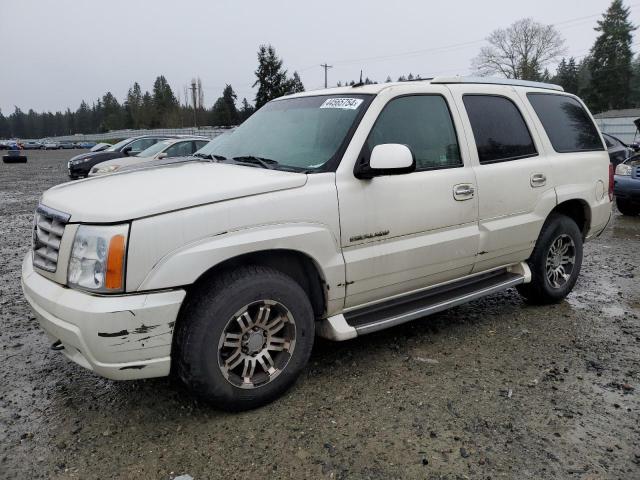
[317,266,528,341]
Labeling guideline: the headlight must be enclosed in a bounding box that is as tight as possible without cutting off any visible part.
[615,163,632,176]
[92,165,120,175]
[68,224,128,293]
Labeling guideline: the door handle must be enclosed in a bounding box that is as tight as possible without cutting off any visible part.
[530,173,547,187]
[453,183,475,201]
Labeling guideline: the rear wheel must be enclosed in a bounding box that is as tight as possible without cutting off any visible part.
[517,213,583,304]
[616,198,640,216]
[174,266,315,411]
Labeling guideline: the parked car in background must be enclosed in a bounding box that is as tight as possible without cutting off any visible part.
[59,140,75,149]
[89,137,209,176]
[614,153,640,216]
[603,133,636,167]
[67,135,175,178]
[90,142,111,152]
[0,139,10,149]
[78,141,97,149]
[23,141,43,150]
[43,140,60,150]
[22,78,611,410]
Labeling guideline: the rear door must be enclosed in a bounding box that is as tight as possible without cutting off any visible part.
[449,85,557,272]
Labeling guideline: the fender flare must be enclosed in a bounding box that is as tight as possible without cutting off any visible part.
[137,223,346,304]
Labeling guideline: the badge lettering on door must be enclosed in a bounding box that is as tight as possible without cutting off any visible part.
[320,98,363,110]
[349,230,390,242]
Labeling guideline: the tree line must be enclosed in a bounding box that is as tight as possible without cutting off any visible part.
[0,45,304,139]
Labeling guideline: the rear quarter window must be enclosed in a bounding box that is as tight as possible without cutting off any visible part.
[527,93,604,153]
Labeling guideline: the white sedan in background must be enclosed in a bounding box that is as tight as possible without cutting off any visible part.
[89,137,209,176]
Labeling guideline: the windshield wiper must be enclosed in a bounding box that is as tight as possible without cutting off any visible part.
[193,152,227,161]
[229,156,278,169]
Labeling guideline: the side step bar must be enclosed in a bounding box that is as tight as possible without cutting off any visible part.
[317,264,529,341]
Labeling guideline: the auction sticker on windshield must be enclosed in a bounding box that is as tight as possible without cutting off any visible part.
[320,98,363,110]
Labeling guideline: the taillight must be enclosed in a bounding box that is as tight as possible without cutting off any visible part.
[608,163,614,201]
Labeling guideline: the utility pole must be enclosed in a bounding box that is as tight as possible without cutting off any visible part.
[189,79,198,128]
[320,63,333,88]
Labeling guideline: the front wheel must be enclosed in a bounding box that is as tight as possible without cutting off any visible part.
[174,266,315,411]
[517,213,583,304]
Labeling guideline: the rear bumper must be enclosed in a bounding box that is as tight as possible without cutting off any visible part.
[21,253,185,380]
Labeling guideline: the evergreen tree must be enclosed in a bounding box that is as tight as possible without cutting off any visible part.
[239,98,255,122]
[588,0,637,112]
[101,92,122,131]
[125,82,143,128]
[253,45,304,108]
[287,71,305,93]
[211,85,239,126]
[0,110,9,138]
[630,54,640,107]
[76,101,92,133]
[152,75,179,127]
[385,76,392,83]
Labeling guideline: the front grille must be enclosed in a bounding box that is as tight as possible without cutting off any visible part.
[32,205,70,272]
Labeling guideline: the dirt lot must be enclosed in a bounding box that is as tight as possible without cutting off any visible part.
[1,149,639,479]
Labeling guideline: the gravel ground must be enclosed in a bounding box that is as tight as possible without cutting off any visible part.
[1,149,639,480]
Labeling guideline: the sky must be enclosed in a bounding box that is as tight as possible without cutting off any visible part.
[1,0,638,114]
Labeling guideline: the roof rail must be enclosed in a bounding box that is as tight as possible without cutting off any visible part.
[431,76,564,92]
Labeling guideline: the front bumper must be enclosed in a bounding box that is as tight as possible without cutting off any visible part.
[614,175,640,204]
[21,253,186,380]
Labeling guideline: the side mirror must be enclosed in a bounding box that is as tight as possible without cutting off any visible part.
[355,143,415,179]
[630,142,640,152]
[156,152,168,159]
[122,146,132,156]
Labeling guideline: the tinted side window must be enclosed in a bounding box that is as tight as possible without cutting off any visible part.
[463,95,537,164]
[527,94,603,153]
[366,95,461,170]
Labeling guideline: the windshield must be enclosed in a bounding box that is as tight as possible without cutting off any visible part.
[137,140,171,158]
[194,134,230,156]
[106,138,133,152]
[209,95,371,171]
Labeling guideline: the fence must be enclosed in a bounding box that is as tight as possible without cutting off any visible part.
[595,117,639,144]
[45,126,236,142]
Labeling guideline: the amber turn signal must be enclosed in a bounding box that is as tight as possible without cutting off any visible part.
[106,234,126,290]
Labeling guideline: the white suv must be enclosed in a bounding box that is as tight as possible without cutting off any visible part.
[22,77,612,410]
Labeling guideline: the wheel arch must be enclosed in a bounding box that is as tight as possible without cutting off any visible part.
[185,249,328,318]
[550,199,591,238]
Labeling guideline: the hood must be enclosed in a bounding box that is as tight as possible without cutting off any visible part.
[41,162,308,223]
[69,150,123,165]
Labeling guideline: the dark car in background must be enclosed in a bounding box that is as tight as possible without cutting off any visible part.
[614,153,640,216]
[67,135,175,178]
[603,133,637,167]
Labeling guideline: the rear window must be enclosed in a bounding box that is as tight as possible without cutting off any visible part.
[527,93,603,153]
[462,95,537,164]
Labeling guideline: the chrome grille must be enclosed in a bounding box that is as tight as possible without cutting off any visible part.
[32,205,70,272]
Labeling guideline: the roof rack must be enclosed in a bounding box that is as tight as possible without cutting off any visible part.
[430,76,564,92]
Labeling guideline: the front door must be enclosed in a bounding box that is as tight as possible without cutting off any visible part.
[336,91,480,308]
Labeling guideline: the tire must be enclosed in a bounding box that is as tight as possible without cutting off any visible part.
[616,198,640,216]
[517,213,583,305]
[174,265,315,411]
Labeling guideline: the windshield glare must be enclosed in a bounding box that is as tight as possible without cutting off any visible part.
[210,95,370,171]
[137,140,171,158]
